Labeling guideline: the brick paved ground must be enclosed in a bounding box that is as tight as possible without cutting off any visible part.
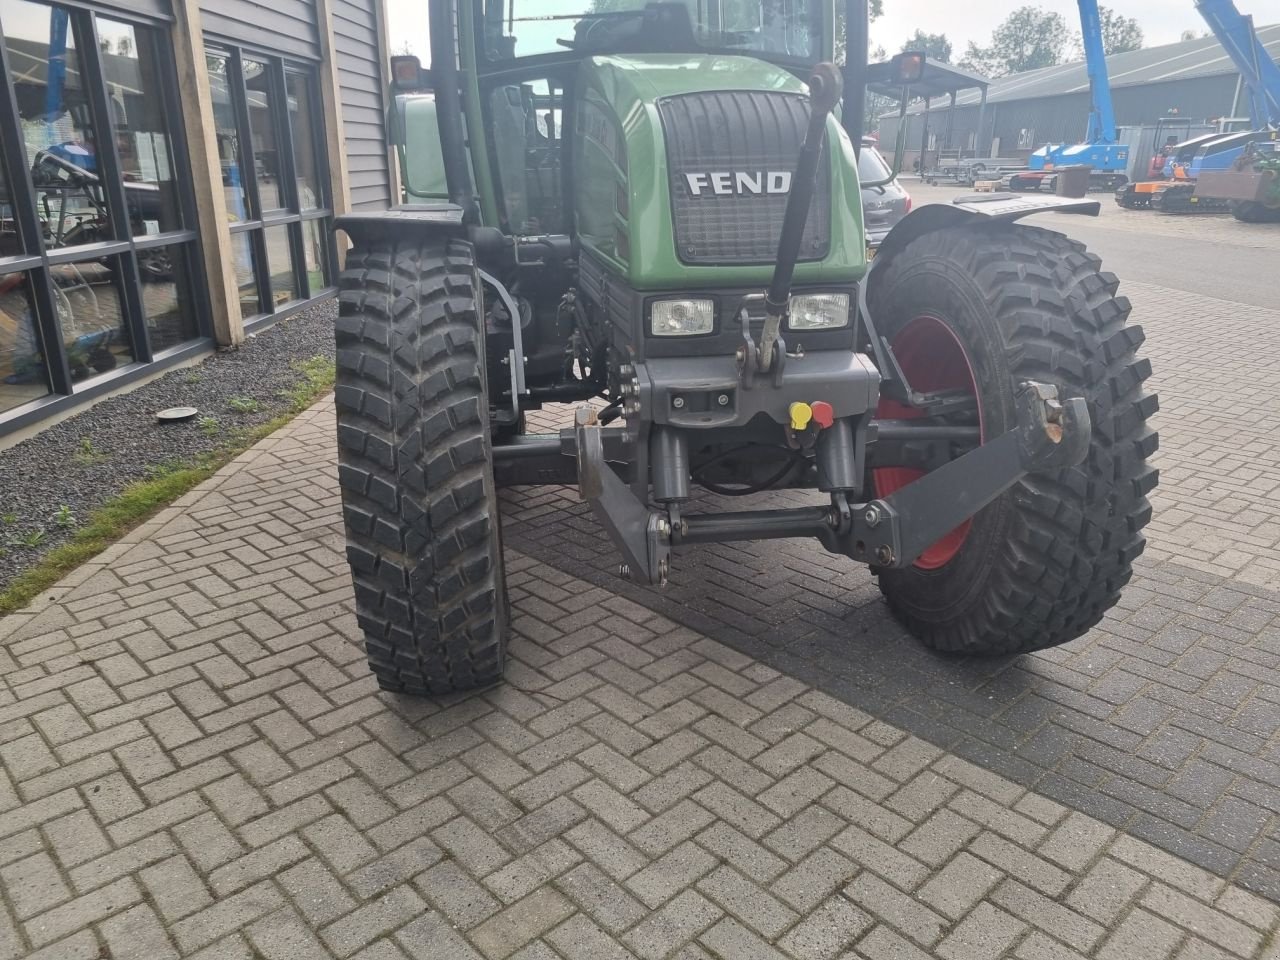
[1,249,1279,957]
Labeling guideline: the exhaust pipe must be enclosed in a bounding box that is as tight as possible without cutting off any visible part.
[759,62,843,372]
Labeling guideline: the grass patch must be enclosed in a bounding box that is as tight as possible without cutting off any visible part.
[0,355,335,617]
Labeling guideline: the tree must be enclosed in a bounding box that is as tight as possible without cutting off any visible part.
[1095,6,1143,55]
[961,6,1070,78]
[1180,28,1210,41]
[901,30,951,64]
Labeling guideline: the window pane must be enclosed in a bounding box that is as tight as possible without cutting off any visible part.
[230,230,259,319]
[286,72,322,210]
[207,50,249,223]
[243,58,282,211]
[0,272,49,412]
[301,218,328,292]
[52,258,134,383]
[263,224,297,306]
[2,0,116,250]
[139,242,197,350]
[96,18,183,235]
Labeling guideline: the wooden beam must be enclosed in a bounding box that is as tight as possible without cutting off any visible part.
[314,0,355,271]
[373,0,401,203]
[170,0,242,346]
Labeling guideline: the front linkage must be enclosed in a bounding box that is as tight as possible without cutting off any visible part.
[566,63,1091,587]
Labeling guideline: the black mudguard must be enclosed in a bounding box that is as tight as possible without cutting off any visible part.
[334,203,468,246]
[866,193,1100,306]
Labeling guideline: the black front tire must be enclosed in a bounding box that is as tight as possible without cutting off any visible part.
[867,223,1158,656]
[335,237,508,695]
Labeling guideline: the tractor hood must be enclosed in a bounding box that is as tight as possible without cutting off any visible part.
[574,54,866,290]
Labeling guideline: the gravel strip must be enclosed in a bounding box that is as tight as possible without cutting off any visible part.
[0,298,337,593]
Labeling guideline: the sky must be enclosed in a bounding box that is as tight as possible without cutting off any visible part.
[386,0,1280,61]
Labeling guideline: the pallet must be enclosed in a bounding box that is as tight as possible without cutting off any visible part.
[973,180,1000,192]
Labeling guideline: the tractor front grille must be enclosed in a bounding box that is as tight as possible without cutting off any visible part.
[657,90,831,266]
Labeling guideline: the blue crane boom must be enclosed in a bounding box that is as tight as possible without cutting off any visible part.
[1018,0,1129,188]
[1193,0,1280,129]
[1077,0,1119,144]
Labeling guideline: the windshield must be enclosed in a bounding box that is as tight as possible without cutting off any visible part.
[481,0,824,62]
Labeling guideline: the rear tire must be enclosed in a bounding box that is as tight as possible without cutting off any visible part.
[867,223,1158,656]
[335,237,508,695]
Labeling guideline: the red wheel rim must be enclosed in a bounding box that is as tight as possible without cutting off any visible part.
[874,315,984,570]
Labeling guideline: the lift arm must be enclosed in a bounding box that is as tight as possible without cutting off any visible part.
[1077,0,1119,144]
[1194,0,1280,129]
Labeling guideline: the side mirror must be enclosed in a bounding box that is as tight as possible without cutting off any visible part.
[865,51,927,89]
[390,55,430,92]
[889,51,927,85]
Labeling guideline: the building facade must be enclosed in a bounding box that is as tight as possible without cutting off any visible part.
[0,0,394,436]
[878,25,1280,176]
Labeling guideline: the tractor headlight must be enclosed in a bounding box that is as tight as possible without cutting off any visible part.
[789,293,850,330]
[650,299,714,337]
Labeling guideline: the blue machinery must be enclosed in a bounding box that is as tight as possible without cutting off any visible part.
[1115,0,1279,210]
[1016,0,1129,190]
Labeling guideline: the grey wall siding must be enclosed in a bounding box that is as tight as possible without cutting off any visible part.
[880,74,1249,161]
[200,0,321,61]
[334,0,393,209]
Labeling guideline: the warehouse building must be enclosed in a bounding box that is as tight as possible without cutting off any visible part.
[878,24,1280,177]
[0,0,394,436]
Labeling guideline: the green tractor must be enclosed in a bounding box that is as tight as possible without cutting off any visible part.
[334,0,1158,695]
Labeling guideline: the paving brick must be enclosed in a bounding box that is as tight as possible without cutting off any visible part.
[545,913,639,960]
[467,888,576,960]
[1095,908,1185,960]
[210,836,309,896]
[555,861,647,933]
[1065,856,1150,925]
[277,858,358,926]
[854,924,935,960]
[40,808,110,869]
[778,894,873,960]
[629,799,716,857]
[140,854,214,923]
[100,902,180,960]
[845,872,948,948]
[319,885,427,957]
[626,840,717,909]
[969,832,1070,897]
[172,880,287,953]
[830,824,929,892]
[26,876,142,948]
[694,820,788,883]
[415,858,502,928]
[935,902,1027,960]
[771,846,860,913]
[246,907,330,960]
[992,878,1105,952]
[1142,883,1262,957]
[622,889,722,960]
[395,911,485,960]
[917,852,1004,920]
[1037,811,1116,871]
[2,851,71,919]
[564,819,648,882]
[68,833,177,895]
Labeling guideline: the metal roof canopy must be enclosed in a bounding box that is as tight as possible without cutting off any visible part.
[870,59,993,167]
[869,59,990,101]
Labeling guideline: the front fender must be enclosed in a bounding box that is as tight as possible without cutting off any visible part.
[334,204,468,246]
[867,194,1100,305]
